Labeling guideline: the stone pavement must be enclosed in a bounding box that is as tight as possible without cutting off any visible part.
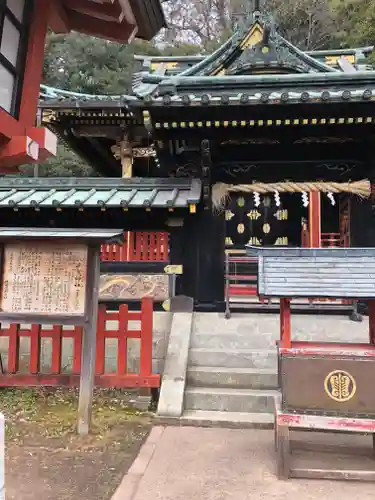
[111,426,375,500]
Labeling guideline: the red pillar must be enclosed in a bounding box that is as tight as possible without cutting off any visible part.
[18,0,50,127]
[308,192,321,248]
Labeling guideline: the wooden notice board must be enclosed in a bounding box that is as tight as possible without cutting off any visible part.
[0,242,88,316]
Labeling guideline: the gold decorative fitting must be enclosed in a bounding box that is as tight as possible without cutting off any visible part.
[241,23,264,49]
[247,237,261,246]
[247,210,261,220]
[324,370,356,402]
[237,223,245,234]
[189,204,196,214]
[237,197,245,208]
[325,54,355,66]
[225,237,234,246]
[275,237,288,245]
[151,61,178,71]
[133,147,156,158]
[225,210,235,221]
[275,209,288,221]
[42,110,57,123]
[262,223,271,234]
[112,136,133,179]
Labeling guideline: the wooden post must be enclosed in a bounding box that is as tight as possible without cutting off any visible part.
[277,424,291,480]
[280,298,291,348]
[369,300,375,345]
[77,246,101,435]
[308,192,321,248]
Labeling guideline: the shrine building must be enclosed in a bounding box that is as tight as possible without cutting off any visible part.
[1,6,375,312]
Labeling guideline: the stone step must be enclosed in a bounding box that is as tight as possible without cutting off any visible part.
[187,366,278,389]
[189,348,277,369]
[184,386,279,413]
[179,410,274,429]
[191,332,277,350]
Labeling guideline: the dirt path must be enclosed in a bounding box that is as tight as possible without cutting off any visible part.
[2,388,152,500]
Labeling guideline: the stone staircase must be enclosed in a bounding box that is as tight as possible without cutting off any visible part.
[157,311,368,428]
[180,315,279,427]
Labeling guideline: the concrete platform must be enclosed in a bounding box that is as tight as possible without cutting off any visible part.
[112,427,375,500]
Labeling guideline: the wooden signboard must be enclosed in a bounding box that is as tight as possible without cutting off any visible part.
[0,242,88,316]
[0,228,123,437]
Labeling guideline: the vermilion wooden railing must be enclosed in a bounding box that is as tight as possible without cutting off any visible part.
[321,232,340,247]
[0,298,160,388]
[101,231,169,262]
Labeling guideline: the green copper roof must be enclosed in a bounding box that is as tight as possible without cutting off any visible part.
[39,9,375,110]
[0,178,201,209]
[135,46,374,76]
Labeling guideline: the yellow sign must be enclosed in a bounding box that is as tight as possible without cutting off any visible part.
[162,299,171,312]
[324,370,356,402]
[164,265,183,275]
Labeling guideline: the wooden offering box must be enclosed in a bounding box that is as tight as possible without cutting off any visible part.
[247,246,375,481]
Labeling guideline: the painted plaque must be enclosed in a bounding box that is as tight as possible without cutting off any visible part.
[99,274,169,301]
[1,242,88,315]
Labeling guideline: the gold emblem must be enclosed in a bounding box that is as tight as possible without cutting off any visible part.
[275,237,288,245]
[248,237,261,246]
[225,210,235,221]
[237,223,245,234]
[237,197,245,208]
[263,223,271,234]
[324,370,356,402]
[247,210,261,220]
[275,209,288,221]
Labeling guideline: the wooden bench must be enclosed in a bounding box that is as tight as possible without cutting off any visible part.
[248,246,375,481]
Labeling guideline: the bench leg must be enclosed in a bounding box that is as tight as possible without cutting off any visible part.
[277,424,291,480]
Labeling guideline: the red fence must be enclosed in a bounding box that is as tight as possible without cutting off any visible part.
[101,231,169,262]
[0,298,160,388]
[321,232,340,247]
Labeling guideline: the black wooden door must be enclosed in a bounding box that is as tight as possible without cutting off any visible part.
[225,193,289,249]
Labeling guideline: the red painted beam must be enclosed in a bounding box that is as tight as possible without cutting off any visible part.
[64,0,124,22]
[68,10,136,42]
[49,0,70,33]
[0,136,39,170]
